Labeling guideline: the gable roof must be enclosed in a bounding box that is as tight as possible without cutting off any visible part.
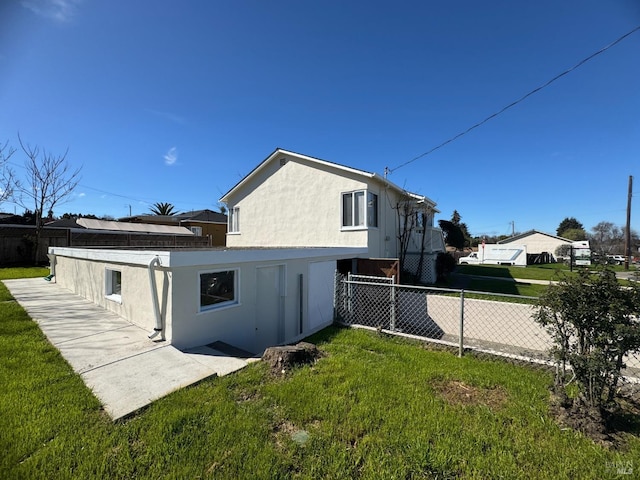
[77,218,194,235]
[219,148,438,210]
[119,209,227,225]
[45,217,195,235]
[498,230,573,244]
[174,209,227,223]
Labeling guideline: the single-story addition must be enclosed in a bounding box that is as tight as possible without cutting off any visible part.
[48,245,365,354]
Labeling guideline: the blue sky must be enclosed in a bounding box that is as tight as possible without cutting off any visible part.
[1,0,639,237]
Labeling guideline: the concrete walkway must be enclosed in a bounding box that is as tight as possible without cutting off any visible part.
[4,278,254,420]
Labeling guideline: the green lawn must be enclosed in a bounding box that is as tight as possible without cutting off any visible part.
[2,268,640,479]
[457,264,570,281]
[466,278,547,298]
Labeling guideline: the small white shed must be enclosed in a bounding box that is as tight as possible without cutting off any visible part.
[48,246,366,353]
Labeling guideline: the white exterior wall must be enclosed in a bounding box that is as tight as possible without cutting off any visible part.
[503,232,570,256]
[226,154,392,256]
[519,232,570,255]
[170,257,312,352]
[50,246,365,354]
[53,253,173,341]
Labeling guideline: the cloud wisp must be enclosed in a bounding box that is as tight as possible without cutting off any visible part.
[21,0,82,22]
[164,147,178,166]
[147,109,186,125]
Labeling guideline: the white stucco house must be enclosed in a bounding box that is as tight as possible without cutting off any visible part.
[48,148,444,354]
[220,148,445,282]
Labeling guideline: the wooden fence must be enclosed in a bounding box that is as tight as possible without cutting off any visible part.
[0,226,211,266]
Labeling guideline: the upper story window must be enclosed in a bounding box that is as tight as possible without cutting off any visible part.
[402,208,434,233]
[228,207,240,233]
[342,190,378,229]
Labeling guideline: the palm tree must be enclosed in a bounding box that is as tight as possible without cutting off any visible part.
[149,202,178,215]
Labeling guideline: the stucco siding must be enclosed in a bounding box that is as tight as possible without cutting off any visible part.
[53,255,173,340]
[50,246,364,354]
[514,233,569,255]
[170,257,316,352]
[226,154,373,249]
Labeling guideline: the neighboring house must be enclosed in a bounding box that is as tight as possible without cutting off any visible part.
[220,148,445,282]
[120,209,227,246]
[47,217,195,236]
[498,230,573,261]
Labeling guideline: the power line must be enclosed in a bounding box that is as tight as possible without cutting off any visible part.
[4,158,216,212]
[388,25,640,174]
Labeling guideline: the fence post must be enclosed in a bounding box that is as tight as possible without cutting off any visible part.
[390,275,396,331]
[459,289,465,358]
[347,272,353,315]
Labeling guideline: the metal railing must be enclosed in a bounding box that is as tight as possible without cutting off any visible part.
[334,272,640,380]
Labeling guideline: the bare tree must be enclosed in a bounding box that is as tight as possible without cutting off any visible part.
[0,140,17,205]
[13,135,81,263]
[396,194,429,282]
[589,221,624,255]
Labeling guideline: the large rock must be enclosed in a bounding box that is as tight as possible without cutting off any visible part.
[262,342,325,374]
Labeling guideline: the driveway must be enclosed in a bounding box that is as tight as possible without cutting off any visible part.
[4,278,255,420]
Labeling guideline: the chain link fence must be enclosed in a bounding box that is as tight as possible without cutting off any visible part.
[334,272,640,381]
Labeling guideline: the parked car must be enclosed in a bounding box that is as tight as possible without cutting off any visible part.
[607,255,626,265]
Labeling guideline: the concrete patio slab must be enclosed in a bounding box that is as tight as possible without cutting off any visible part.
[3,278,252,420]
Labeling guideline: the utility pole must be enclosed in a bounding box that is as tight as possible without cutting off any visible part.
[624,175,633,270]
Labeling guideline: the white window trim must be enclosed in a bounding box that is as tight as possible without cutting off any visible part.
[228,206,240,234]
[341,189,378,231]
[198,268,240,313]
[105,268,122,304]
[189,226,203,236]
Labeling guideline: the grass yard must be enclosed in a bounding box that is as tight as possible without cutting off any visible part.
[465,278,547,299]
[457,264,570,281]
[2,268,640,479]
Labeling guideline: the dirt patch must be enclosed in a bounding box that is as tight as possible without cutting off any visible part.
[433,380,508,409]
[548,385,640,448]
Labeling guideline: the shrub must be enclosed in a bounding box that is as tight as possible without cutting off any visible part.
[436,252,457,282]
[535,268,640,409]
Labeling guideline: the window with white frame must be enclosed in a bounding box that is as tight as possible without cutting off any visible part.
[105,268,122,302]
[228,207,240,233]
[200,270,237,311]
[189,226,203,236]
[342,190,378,228]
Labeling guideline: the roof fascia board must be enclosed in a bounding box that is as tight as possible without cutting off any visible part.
[219,148,435,207]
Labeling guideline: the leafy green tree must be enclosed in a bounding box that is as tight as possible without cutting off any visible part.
[149,202,178,215]
[438,220,465,250]
[536,268,640,409]
[560,228,587,241]
[557,217,583,237]
[450,210,472,248]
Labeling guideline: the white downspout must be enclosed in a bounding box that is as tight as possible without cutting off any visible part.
[148,256,165,341]
[45,253,56,282]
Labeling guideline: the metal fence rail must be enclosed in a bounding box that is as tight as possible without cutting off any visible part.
[334,273,640,381]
